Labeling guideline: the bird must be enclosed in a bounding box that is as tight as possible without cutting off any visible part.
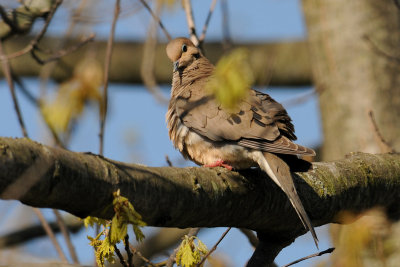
[165,37,318,248]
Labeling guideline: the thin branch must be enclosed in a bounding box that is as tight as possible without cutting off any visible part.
[165,155,173,167]
[196,227,231,266]
[138,0,172,41]
[182,0,199,46]
[33,0,63,44]
[124,235,133,267]
[32,208,68,262]
[140,0,169,104]
[54,209,79,264]
[129,243,157,267]
[31,33,96,65]
[281,89,316,108]
[99,0,120,156]
[282,247,335,267]
[0,40,28,137]
[220,0,232,50]
[115,244,129,267]
[199,0,218,44]
[368,110,396,153]
[0,0,63,61]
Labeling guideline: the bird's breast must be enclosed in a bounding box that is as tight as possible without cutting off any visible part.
[169,119,256,169]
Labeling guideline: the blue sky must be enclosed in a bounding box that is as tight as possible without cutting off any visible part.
[0,0,329,266]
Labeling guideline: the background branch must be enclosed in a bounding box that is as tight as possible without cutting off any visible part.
[0,37,311,86]
[0,217,82,249]
[182,0,199,46]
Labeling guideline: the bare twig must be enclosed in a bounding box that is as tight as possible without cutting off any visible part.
[140,0,169,104]
[0,40,28,137]
[31,33,96,65]
[282,247,335,267]
[220,0,232,50]
[99,0,120,156]
[115,244,128,267]
[199,0,218,44]
[368,110,396,153]
[0,0,63,61]
[166,228,200,267]
[182,0,199,46]
[54,209,79,264]
[124,235,133,267]
[165,155,173,167]
[129,243,157,267]
[239,228,259,248]
[32,208,68,262]
[138,0,172,41]
[281,89,316,108]
[196,227,231,266]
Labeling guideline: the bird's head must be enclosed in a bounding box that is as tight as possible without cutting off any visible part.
[166,37,201,72]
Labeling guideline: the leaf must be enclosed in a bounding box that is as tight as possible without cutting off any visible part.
[112,190,146,242]
[176,235,208,267]
[206,48,254,111]
[40,58,102,134]
[110,215,128,244]
[83,216,108,228]
[96,237,115,267]
[85,190,146,266]
[195,237,208,255]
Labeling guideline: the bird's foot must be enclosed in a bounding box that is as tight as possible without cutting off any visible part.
[204,160,233,171]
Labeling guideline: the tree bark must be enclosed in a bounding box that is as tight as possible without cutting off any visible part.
[302,0,400,160]
[0,37,311,86]
[0,137,399,264]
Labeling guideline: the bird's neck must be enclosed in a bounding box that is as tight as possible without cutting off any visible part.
[171,57,214,97]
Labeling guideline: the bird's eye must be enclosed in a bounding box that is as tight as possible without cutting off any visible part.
[181,44,187,53]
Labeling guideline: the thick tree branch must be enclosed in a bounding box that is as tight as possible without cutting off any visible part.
[0,137,399,264]
[0,37,311,86]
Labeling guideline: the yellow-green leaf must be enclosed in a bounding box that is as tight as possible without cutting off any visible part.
[110,215,128,244]
[176,235,208,267]
[83,216,108,228]
[206,48,254,111]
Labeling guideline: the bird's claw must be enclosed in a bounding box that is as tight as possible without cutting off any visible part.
[204,160,233,171]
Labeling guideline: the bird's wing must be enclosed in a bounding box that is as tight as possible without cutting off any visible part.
[175,83,315,156]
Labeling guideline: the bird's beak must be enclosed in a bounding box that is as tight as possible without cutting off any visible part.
[173,60,179,72]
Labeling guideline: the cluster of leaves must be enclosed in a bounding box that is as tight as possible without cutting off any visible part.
[176,235,208,267]
[41,58,103,134]
[206,48,254,110]
[84,190,146,267]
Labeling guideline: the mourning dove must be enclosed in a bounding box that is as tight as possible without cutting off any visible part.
[166,37,318,248]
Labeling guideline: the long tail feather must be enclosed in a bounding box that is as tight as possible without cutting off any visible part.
[252,151,319,249]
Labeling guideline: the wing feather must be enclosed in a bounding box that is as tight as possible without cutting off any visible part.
[174,80,313,156]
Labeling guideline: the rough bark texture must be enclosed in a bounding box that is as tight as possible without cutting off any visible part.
[0,37,311,86]
[0,137,399,265]
[302,0,400,160]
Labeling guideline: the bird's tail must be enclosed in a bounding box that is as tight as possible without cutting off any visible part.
[253,151,319,249]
